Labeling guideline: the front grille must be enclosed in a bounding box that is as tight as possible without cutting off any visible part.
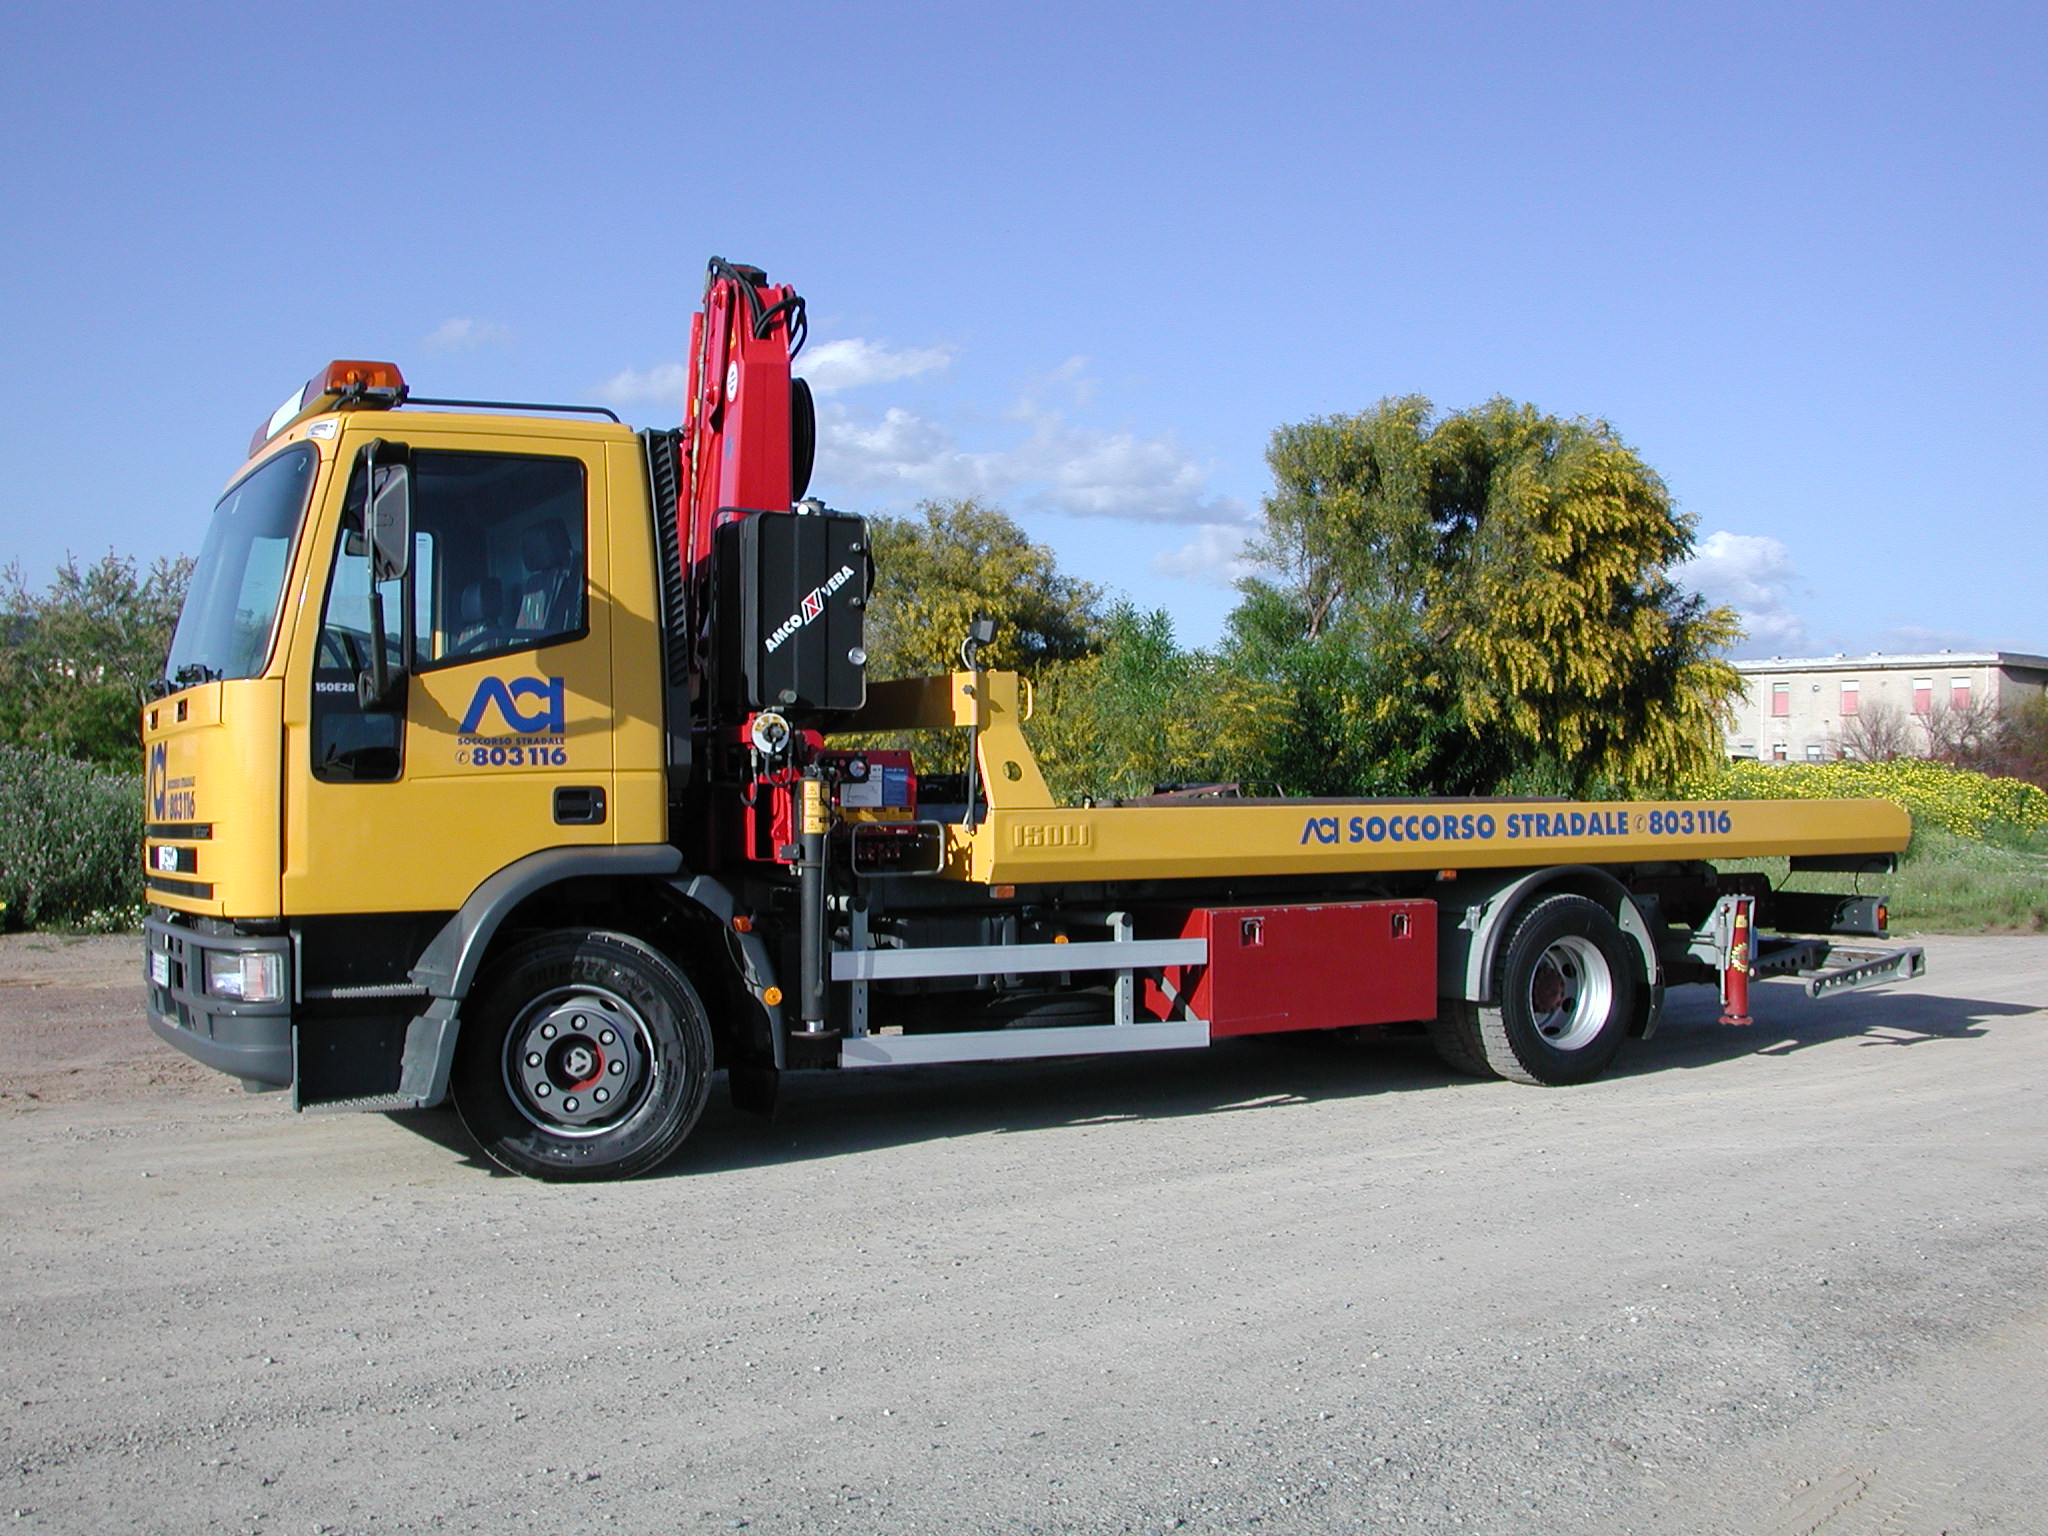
[146,874,214,899]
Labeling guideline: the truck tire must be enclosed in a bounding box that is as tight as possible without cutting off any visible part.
[452,929,712,1181]
[1471,894,1637,1086]
[1427,1002,1496,1078]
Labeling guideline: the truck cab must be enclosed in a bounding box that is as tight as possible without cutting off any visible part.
[145,378,669,1102]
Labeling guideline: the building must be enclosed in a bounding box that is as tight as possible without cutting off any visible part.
[1725,651,2048,762]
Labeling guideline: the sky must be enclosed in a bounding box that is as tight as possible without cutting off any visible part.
[2,0,2042,659]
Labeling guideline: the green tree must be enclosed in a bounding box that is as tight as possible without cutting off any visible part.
[0,551,192,765]
[1215,583,1500,796]
[1996,694,2048,789]
[1029,603,1263,802]
[1239,397,1742,795]
[865,498,1103,678]
[0,745,143,928]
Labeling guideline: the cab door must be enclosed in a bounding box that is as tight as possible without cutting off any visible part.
[284,427,615,916]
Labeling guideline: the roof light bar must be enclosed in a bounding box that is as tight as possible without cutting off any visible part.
[248,359,408,459]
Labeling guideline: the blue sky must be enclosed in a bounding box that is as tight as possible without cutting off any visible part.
[2,1,2042,657]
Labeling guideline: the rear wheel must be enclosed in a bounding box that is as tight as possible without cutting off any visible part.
[1427,1001,1496,1078]
[453,930,712,1181]
[1470,894,1637,1086]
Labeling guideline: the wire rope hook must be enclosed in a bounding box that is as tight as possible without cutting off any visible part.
[958,616,997,829]
[1719,895,1756,1027]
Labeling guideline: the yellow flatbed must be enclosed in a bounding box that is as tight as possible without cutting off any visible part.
[843,672,1913,885]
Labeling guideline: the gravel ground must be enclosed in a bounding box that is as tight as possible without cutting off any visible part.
[2,931,2044,1535]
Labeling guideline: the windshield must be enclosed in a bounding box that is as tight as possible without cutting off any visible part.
[165,443,319,684]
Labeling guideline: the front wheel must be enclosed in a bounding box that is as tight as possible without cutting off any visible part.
[453,930,712,1181]
[1456,894,1638,1086]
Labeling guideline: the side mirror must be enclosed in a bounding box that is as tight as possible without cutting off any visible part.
[354,439,411,712]
[369,459,412,581]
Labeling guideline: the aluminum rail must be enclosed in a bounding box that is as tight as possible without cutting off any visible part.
[829,938,1207,983]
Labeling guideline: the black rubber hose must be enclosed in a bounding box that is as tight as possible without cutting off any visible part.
[790,377,816,500]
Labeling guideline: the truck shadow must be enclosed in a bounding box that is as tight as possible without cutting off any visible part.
[391,1036,1468,1178]
[388,981,2040,1178]
[675,1037,1478,1176]
[1616,980,2039,1076]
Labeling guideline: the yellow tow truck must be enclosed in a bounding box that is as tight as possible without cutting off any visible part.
[142,260,1922,1180]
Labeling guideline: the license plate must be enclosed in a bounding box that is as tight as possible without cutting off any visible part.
[150,951,171,987]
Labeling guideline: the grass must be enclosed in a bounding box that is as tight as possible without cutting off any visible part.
[1719,825,2048,935]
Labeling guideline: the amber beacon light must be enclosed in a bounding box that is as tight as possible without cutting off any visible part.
[249,359,408,458]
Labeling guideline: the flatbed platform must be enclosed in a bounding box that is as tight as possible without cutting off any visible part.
[959,796,1910,884]
[842,672,1913,885]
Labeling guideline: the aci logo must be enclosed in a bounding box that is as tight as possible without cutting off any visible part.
[460,676,565,735]
[147,740,195,820]
[148,742,168,819]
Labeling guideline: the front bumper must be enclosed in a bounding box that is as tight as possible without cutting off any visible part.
[144,911,293,1087]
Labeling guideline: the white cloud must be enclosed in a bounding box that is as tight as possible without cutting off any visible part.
[423,317,511,354]
[815,404,989,496]
[1013,405,1246,523]
[590,337,949,415]
[798,338,951,396]
[589,344,1245,532]
[1154,524,1256,586]
[813,393,1246,526]
[1876,624,1992,654]
[1023,354,1097,408]
[1671,530,1810,655]
[593,362,689,409]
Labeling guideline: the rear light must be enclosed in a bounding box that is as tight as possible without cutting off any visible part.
[205,950,285,1003]
[1875,903,1888,934]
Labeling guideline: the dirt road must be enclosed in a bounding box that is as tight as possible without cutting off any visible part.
[2,932,2044,1534]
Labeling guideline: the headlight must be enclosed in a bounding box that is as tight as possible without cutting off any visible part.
[205,950,285,1003]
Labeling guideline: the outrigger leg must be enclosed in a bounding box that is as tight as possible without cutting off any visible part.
[1719,894,1755,1027]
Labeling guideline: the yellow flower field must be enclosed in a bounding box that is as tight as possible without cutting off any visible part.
[1677,758,2048,839]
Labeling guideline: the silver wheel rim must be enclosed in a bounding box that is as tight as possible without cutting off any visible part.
[1525,934,1613,1051]
[502,984,656,1138]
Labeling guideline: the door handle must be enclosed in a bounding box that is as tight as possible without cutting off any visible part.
[553,786,606,825]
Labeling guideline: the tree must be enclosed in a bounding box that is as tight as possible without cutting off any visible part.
[864,498,1104,678]
[1028,603,1268,803]
[1253,395,1439,645]
[1833,700,1914,762]
[1920,694,2002,766]
[1215,581,1507,797]
[1239,398,1743,795]
[0,552,192,765]
[0,744,144,927]
[1990,693,2048,789]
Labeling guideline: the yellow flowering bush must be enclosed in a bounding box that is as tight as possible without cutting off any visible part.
[1677,757,2048,839]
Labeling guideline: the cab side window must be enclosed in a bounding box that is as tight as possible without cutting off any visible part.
[418,453,587,666]
[312,450,588,783]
